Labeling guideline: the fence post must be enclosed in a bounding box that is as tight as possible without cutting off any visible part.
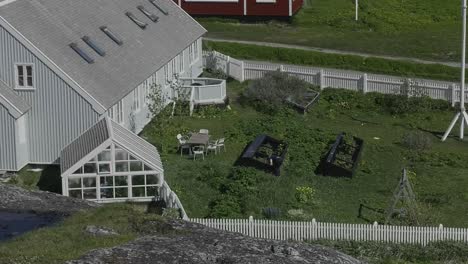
[319,70,324,90]
[312,218,317,240]
[249,215,254,237]
[439,224,444,241]
[362,73,368,93]
[240,61,245,82]
[226,55,231,77]
[451,83,456,107]
[373,221,378,241]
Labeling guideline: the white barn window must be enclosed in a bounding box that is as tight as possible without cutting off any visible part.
[15,64,34,89]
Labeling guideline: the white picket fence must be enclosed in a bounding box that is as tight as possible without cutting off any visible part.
[190,216,468,245]
[203,50,468,106]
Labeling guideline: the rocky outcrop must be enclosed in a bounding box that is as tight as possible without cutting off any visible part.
[0,183,97,214]
[67,221,363,264]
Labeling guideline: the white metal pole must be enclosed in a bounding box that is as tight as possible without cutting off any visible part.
[355,0,359,21]
[442,0,468,141]
[461,0,467,139]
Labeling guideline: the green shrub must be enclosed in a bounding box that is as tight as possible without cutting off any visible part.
[209,195,243,218]
[402,131,432,151]
[243,71,310,111]
[295,186,316,204]
[204,41,462,81]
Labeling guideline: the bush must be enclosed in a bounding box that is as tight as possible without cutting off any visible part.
[204,41,462,82]
[295,186,316,204]
[209,195,243,218]
[402,131,432,151]
[243,71,310,111]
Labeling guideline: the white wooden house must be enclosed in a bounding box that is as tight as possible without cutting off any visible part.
[0,0,206,205]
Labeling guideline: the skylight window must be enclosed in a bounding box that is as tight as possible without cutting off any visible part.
[100,26,123,46]
[126,12,148,29]
[137,5,159,22]
[149,0,168,15]
[69,43,94,64]
[82,36,106,57]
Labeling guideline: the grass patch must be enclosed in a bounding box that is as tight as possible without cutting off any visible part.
[198,0,460,61]
[142,79,468,226]
[8,165,62,193]
[203,41,462,82]
[0,203,173,264]
[312,240,468,264]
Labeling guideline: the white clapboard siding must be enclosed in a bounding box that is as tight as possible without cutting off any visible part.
[202,50,468,106]
[190,217,468,245]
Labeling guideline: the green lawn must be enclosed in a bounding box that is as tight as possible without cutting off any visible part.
[198,0,461,62]
[142,79,468,227]
[0,203,170,264]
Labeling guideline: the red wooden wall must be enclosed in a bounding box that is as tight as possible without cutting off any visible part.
[173,0,303,17]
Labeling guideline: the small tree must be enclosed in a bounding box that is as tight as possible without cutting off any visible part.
[146,82,170,153]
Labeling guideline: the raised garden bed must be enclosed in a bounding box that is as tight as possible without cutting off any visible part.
[286,90,320,114]
[241,134,288,176]
[318,132,364,178]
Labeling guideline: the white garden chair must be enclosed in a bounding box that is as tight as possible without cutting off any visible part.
[192,146,205,160]
[216,138,225,152]
[206,140,218,155]
[199,129,209,135]
[177,134,190,156]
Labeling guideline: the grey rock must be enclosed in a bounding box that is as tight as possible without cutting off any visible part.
[85,225,119,236]
[67,220,364,264]
[0,183,97,214]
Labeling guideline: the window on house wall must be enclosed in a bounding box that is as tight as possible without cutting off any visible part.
[117,100,124,124]
[15,64,34,89]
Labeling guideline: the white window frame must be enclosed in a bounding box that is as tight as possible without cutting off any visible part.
[256,0,276,2]
[14,63,35,90]
[179,52,185,74]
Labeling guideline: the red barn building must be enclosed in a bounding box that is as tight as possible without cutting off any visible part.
[172,0,303,17]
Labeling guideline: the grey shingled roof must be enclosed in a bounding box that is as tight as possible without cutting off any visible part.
[61,118,110,174]
[0,0,206,111]
[61,117,163,174]
[0,79,31,118]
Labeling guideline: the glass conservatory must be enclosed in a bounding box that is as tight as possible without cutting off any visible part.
[60,117,164,202]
